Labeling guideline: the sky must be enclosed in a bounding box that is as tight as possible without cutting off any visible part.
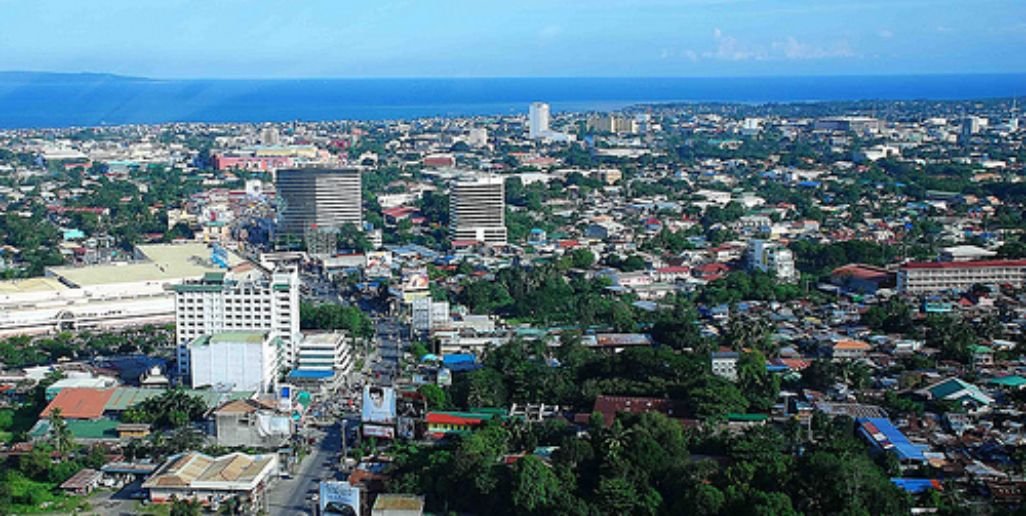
[0,0,1023,79]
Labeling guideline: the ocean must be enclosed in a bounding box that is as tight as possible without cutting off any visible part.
[0,74,1024,128]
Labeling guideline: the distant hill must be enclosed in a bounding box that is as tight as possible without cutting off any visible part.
[0,71,148,83]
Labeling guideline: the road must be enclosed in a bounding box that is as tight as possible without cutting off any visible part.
[266,423,342,515]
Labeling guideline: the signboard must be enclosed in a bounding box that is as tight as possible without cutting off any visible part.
[402,269,429,291]
[437,367,452,387]
[362,423,396,439]
[365,251,393,275]
[320,481,360,516]
[361,385,396,424]
[397,417,416,440]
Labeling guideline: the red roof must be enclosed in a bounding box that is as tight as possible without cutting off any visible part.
[592,395,681,427]
[425,413,484,426]
[558,240,579,248]
[657,266,690,274]
[901,259,1026,270]
[832,264,892,281]
[41,388,115,420]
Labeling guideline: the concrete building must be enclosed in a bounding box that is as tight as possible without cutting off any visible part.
[276,167,363,236]
[529,102,550,139]
[173,268,300,377]
[411,298,450,334]
[897,259,1026,294]
[295,332,354,375]
[587,114,638,134]
[449,175,507,245]
[212,398,292,448]
[142,451,278,509]
[748,240,797,282]
[188,332,283,393]
[467,127,488,147]
[711,351,739,382]
[0,243,245,337]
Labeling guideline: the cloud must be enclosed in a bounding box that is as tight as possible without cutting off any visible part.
[702,27,768,61]
[878,29,894,39]
[695,29,856,61]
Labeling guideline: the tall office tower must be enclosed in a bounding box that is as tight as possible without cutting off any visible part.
[449,175,507,245]
[529,102,550,139]
[173,268,300,378]
[276,168,363,236]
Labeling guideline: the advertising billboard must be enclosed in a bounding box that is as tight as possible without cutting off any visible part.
[397,417,416,439]
[362,423,396,439]
[319,481,360,516]
[361,385,396,424]
[365,251,393,277]
[402,269,429,291]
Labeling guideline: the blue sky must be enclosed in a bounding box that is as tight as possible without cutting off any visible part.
[0,0,1023,78]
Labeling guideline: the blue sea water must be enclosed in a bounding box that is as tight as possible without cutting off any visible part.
[0,74,1024,128]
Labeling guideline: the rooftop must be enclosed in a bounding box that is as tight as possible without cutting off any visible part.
[47,243,245,287]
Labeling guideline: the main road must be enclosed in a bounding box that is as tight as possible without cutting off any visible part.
[266,423,342,515]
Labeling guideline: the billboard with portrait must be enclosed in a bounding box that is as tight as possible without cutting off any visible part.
[320,481,360,516]
[361,385,396,424]
[402,269,429,291]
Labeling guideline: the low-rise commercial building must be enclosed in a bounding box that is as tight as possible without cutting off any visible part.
[897,259,1026,293]
[189,332,283,393]
[142,451,278,509]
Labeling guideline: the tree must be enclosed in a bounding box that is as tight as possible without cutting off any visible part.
[171,498,202,516]
[48,408,73,457]
[510,455,562,514]
[418,384,449,410]
[569,248,596,269]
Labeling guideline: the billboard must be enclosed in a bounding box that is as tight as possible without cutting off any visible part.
[365,251,393,277]
[397,417,416,440]
[402,269,429,291]
[362,423,396,439]
[362,385,396,424]
[320,481,360,516]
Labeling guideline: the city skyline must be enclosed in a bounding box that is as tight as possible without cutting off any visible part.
[0,0,1023,79]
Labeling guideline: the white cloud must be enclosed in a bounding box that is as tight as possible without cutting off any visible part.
[878,29,894,39]
[696,29,855,61]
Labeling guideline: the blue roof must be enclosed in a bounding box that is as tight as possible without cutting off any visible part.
[287,369,335,380]
[856,417,926,462]
[890,478,941,494]
[442,354,476,365]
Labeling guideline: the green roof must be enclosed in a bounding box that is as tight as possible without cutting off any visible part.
[986,375,1026,388]
[726,413,768,422]
[173,284,224,293]
[104,387,164,411]
[191,332,269,347]
[67,419,120,440]
[203,272,227,282]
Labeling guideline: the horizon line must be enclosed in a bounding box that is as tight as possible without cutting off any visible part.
[3,70,1026,82]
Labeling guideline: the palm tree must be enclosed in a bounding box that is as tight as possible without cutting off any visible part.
[49,407,74,457]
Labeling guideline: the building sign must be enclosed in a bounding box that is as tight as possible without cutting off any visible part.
[361,385,396,424]
[362,423,395,439]
[320,481,360,515]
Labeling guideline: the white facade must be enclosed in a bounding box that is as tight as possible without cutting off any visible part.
[467,127,488,147]
[174,268,300,377]
[296,332,354,374]
[449,175,507,245]
[412,297,450,333]
[748,240,797,282]
[898,260,1026,294]
[529,102,550,139]
[189,332,282,392]
[711,352,739,382]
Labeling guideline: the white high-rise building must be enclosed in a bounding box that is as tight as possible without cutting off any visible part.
[467,127,489,147]
[173,268,300,378]
[276,168,363,235]
[529,102,550,139]
[295,332,354,375]
[449,175,507,245]
[189,331,282,392]
[748,240,797,282]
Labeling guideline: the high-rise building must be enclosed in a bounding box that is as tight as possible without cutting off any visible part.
[173,268,300,378]
[586,114,638,134]
[748,240,797,282]
[449,175,507,245]
[529,102,550,139]
[189,331,283,392]
[276,168,363,236]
